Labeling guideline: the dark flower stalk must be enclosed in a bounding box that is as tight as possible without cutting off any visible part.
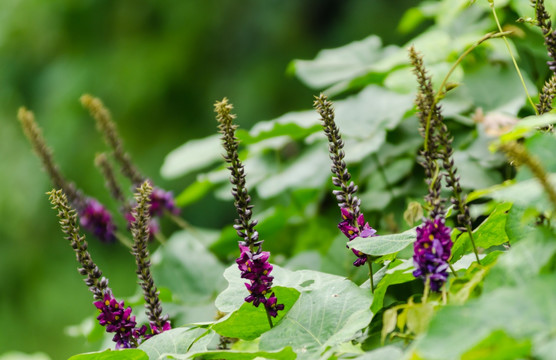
[81,94,181,222]
[130,181,171,334]
[48,189,146,348]
[19,108,117,243]
[313,94,378,290]
[532,0,556,75]
[215,98,284,325]
[409,46,480,264]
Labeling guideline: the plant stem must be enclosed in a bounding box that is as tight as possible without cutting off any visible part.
[490,1,539,115]
[422,276,430,304]
[448,263,459,278]
[367,257,375,294]
[266,308,274,329]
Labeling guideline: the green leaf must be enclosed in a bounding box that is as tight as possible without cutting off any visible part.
[451,202,511,262]
[411,275,556,360]
[348,228,416,257]
[138,327,215,360]
[499,113,556,144]
[151,229,226,322]
[237,110,321,145]
[483,227,556,292]
[161,134,222,179]
[371,260,416,313]
[179,347,296,360]
[68,349,148,360]
[175,179,214,207]
[461,330,531,360]
[289,35,402,89]
[212,287,300,340]
[258,278,373,359]
[350,346,404,360]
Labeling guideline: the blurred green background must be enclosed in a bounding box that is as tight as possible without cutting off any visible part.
[0,1,414,358]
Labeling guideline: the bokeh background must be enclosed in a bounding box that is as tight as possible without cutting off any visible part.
[0,1,415,359]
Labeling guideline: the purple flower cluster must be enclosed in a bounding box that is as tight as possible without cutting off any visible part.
[94,292,147,349]
[338,208,377,266]
[149,186,180,217]
[236,245,284,317]
[412,217,453,292]
[79,198,117,243]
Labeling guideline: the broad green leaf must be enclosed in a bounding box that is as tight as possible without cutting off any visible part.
[504,205,536,244]
[289,35,402,89]
[68,349,148,360]
[473,174,556,213]
[461,330,531,360]
[161,134,222,179]
[451,151,502,189]
[515,132,556,182]
[499,113,556,143]
[178,347,296,360]
[151,229,226,323]
[351,346,404,360]
[258,277,373,360]
[138,327,215,360]
[237,110,320,145]
[256,144,330,198]
[411,275,556,360]
[483,227,556,292]
[212,287,300,340]
[348,228,416,257]
[450,202,511,262]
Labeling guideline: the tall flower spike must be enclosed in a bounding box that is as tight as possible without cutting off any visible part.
[130,181,171,332]
[313,94,377,269]
[48,189,109,300]
[81,95,180,219]
[532,0,556,74]
[215,98,283,321]
[81,94,145,186]
[19,108,80,205]
[408,47,444,218]
[409,46,479,264]
[20,107,117,243]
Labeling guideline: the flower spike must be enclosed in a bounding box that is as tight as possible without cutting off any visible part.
[215,98,283,322]
[20,108,117,243]
[130,181,171,332]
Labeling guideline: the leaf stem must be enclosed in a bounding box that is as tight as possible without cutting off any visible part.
[367,257,375,294]
[115,232,133,249]
[422,276,430,304]
[490,1,539,115]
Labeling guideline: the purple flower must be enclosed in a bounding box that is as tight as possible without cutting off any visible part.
[149,186,180,217]
[79,198,117,243]
[144,320,172,340]
[236,244,283,314]
[265,293,285,318]
[338,208,377,267]
[412,217,452,292]
[94,291,145,349]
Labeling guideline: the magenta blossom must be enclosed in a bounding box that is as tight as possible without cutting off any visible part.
[79,198,117,243]
[412,217,453,292]
[338,208,377,266]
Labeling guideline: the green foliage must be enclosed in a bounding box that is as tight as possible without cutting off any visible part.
[8,0,556,359]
